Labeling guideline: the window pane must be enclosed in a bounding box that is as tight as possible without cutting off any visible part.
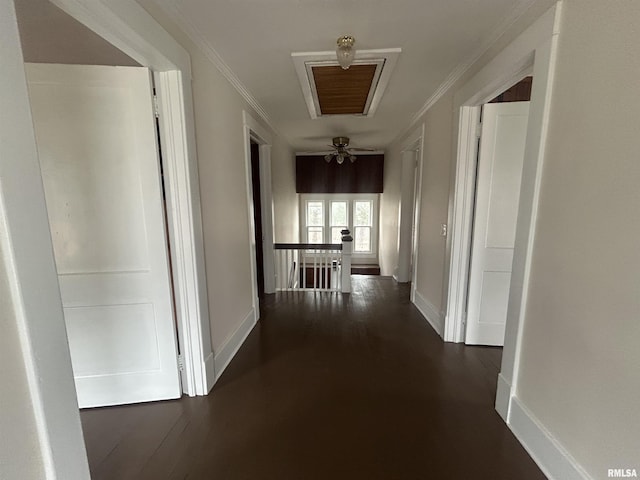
[354,226,371,252]
[330,201,347,226]
[307,201,323,226]
[354,201,372,226]
[331,227,344,244]
[308,227,323,244]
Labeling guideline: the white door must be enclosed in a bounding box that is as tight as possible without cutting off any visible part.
[465,101,529,346]
[26,63,181,407]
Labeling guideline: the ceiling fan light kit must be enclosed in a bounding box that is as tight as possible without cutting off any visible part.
[313,136,375,164]
[336,35,355,70]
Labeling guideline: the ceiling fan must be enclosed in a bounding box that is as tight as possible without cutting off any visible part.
[301,137,377,164]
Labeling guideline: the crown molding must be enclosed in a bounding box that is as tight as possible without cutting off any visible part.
[153,0,280,136]
[392,0,537,145]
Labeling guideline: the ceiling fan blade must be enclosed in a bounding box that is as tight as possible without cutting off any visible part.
[297,150,332,154]
[349,147,377,152]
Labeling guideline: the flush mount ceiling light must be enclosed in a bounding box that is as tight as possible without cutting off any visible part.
[336,35,355,70]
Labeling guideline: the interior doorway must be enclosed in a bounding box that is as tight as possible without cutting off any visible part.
[442,2,562,421]
[5,1,215,475]
[464,76,532,346]
[242,111,276,322]
[250,141,265,303]
[465,99,530,346]
[25,63,182,408]
[395,148,419,284]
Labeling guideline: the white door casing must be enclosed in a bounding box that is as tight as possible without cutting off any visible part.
[465,102,530,346]
[396,150,417,283]
[26,63,181,407]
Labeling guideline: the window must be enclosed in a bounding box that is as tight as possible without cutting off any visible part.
[306,201,324,244]
[354,200,372,252]
[300,194,378,258]
[330,201,348,244]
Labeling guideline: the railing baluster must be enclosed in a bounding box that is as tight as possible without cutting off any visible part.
[302,250,306,289]
[323,250,328,290]
[276,249,280,290]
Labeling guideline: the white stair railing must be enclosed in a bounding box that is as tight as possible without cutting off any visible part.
[274,231,352,292]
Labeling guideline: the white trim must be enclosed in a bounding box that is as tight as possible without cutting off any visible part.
[213,308,258,379]
[47,0,214,395]
[399,125,425,303]
[509,398,593,480]
[508,3,563,402]
[259,145,276,294]
[444,106,481,343]
[396,150,418,283]
[1,1,90,477]
[441,0,563,455]
[154,71,212,396]
[393,0,539,143]
[291,49,401,119]
[203,352,216,392]
[153,0,278,135]
[243,111,275,309]
[495,373,512,421]
[413,290,445,338]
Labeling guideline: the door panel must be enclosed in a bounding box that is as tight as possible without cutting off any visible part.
[465,102,529,346]
[26,63,181,407]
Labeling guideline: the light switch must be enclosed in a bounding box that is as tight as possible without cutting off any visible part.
[440,223,447,237]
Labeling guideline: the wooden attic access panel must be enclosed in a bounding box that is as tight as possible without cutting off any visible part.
[312,64,377,115]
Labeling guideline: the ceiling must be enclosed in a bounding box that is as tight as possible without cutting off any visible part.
[150,0,534,151]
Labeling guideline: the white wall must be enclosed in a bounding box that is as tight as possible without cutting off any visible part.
[271,138,298,242]
[514,0,640,475]
[137,1,294,353]
[0,245,45,480]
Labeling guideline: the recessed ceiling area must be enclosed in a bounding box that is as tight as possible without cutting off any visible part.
[312,64,377,116]
[291,49,400,120]
[144,0,549,151]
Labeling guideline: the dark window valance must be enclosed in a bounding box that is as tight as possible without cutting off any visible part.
[295,154,384,193]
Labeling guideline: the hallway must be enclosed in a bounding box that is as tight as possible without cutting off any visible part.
[81,277,545,479]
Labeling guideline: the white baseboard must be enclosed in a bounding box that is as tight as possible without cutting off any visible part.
[212,308,257,384]
[495,373,511,421]
[509,397,592,480]
[412,289,444,338]
[203,352,215,393]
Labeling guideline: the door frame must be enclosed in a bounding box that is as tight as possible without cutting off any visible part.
[243,110,275,310]
[395,147,418,283]
[50,0,215,397]
[463,101,531,346]
[399,125,425,303]
[443,2,562,420]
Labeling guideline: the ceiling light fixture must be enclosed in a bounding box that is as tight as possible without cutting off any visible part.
[336,35,355,70]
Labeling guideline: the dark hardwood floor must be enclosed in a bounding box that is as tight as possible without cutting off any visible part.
[81,276,545,480]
